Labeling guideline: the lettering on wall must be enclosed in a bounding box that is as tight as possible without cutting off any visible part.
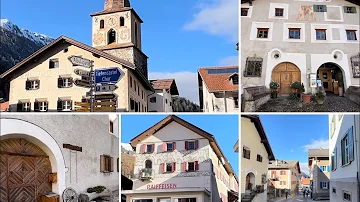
[147,184,177,189]
[297,5,316,21]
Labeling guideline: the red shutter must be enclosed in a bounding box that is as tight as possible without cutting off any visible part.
[184,162,187,171]
[195,140,199,150]
[141,144,146,153]
[185,141,188,150]
[173,142,176,151]
[151,144,155,152]
[161,163,165,173]
[162,143,167,152]
[195,161,199,171]
[173,162,176,172]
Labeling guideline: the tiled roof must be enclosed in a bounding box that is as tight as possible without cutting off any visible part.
[308,149,329,157]
[0,102,9,112]
[269,160,301,173]
[150,79,179,95]
[301,178,310,185]
[198,66,239,92]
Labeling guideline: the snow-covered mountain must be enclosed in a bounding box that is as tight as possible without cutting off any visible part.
[0,19,54,46]
[121,143,135,154]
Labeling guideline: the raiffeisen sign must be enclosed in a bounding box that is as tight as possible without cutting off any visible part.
[147,184,177,190]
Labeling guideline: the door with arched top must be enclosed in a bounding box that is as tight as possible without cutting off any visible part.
[0,138,52,202]
[272,62,301,95]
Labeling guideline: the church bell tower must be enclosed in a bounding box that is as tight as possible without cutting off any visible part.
[90,0,148,78]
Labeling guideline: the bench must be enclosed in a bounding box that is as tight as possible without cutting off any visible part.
[344,85,360,105]
[243,86,271,112]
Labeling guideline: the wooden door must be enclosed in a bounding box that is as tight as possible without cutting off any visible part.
[0,139,52,202]
[318,69,333,92]
[272,63,301,95]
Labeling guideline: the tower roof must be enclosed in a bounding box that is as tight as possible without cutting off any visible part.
[105,0,130,10]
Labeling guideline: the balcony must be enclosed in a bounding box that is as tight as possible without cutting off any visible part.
[138,168,153,181]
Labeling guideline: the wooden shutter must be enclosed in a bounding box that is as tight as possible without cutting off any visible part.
[25,80,31,90]
[46,102,49,112]
[57,100,62,111]
[183,162,187,171]
[162,143,167,152]
[185,141,188,150]
[141,144,146,153]
[100,155,105,172]
[313,5,318,12]
[69,77,73,87]
[172,162,176,172]
[69,100,73,111]
[110,157,114,172]
[161,163,165,173]
[34,101,39,112]
[352,7,357,13]
[195,161,199,171]
[37,80,40,89]
[343,6,348,13]
[17,103,22,112]
[323,5,327,12]
[349,127,354,161]
[58,78,63,88]
[151,144,155,152]
[173,142,176,151]
[195,140,199,150]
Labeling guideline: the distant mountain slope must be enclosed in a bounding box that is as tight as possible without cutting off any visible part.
[0,19,54,74]
[172,96,201,112]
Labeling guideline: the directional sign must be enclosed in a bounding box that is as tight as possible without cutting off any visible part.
[94,106,116,112]
[95,84,118,92]
[95,67,124,84]
[95,94,117,100]
[74,69,91,77]
[75,108,90,112]
[74,102,90,107]
[74,79,91,88]
[94,101,116,106]
[68,56,93,68]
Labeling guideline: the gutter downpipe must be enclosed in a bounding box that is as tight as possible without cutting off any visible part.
[223,91,227,113]
[354,115,360,202]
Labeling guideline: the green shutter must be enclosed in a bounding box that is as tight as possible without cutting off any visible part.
[344,6,348,13]
[352,7,357,13]
[324,5,327,12]
[313,5,318,12]
[334,147,337,170]
[349,127,354,162]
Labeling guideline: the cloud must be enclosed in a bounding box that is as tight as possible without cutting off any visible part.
[290,149,294,153]
[149,71,198,103]
[300,162,309,175]
[302,138,329,152]
[218,55,238,66]
[183,0,239,42]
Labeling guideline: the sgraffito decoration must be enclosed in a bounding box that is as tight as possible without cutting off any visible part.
[351,53,360,78]
[297,5,316,21]
[93,32,105,45]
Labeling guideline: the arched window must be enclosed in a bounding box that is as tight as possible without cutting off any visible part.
[134,22,138,46]
[145,160,152,168]
[120,17,125,26]
[100,20,104,29]
[108,29,116,44]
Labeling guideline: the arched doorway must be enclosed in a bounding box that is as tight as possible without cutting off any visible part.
[245,172,255,191]
[317,62,344,95]
[0,138,52,201]
[272,63,301,95]
[108,29,116,44]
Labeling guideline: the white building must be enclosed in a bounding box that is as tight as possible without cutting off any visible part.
[0,114,119,201]
[329,114,360,202]
[198,66,239,113]
[122,115,239,202]
[148,79,179,112]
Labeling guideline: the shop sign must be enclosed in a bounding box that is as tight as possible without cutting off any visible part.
[147,184,177,190]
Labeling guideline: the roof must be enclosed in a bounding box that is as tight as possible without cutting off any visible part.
[241,115,275,160]
[301,178,310,185]
[149,79,179,95]
[198,66,239,92]
[0,35,154,91]
[130,115,239,183]
[0,101,9,112]
[308,149,329,158]
[90,7,143,23]
[241,0,360,6]
[269,160,301,173]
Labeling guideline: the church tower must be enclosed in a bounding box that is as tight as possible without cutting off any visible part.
[90,0,148,78]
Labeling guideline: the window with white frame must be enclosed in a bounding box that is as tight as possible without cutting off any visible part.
[17,101,31,112]
[341,127,354,166]
[321,181,328,189]
[241,8,249,16]
[343,191,351,201]
[58,99,72,111]
[39,101,48,112]
[58,77,73,88]
[26,80,40,90]
[176,198,196,202]
[346,30,357,41]
[344,6,356,14]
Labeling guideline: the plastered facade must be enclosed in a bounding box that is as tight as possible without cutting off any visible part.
[148,90,173,112]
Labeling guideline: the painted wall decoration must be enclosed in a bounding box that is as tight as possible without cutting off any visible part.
[297,5,316,21]
[93,32,105,45]
[350,53,360,78]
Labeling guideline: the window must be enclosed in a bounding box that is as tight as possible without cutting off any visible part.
[241,8,249,16]
[188,162,195,171]
[280,171,286,175]
[57,99,72,111]
[257,154,263,162]
[316,29,327,40]
[344,6,356,14]
[35,101,48,112]
[130,76,132,88]
[100,20,104,29]
[26,80,40,90]
[186,140,198,150]
[177,198,196,202]
[141,90,144,99]
[166,143,174,151]
[346,30,357,41]
[145,160,152,169]
[257,28,269,38]
[58,77,73,88]
[137,86,140,95]
[49,59,59,69]
[314,5,327,12]
[17,101,31,112]
[166,163,173,172]
[100,155,113,173]
[231,74,238,85]
[244,57,263,77]
[130,98,135,110]
[243,147,250,159]
[234,97,239,108]
[108,29,116,44]
[275,8,284,16]
[320,182,328,189]
[133,200,153,202]
[120,17,125,26]
[170,102,172,106]
[343,191,351,201]
[341,127,354,166]
[134,81,137,91]
[289,28,301,39]
[109,120,114,133]
[332,187,336,195]
[146,145,153,153]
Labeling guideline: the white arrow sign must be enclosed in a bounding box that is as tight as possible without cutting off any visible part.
[95,84,118,92]
[74,69,91,77]
[68,56,93,68]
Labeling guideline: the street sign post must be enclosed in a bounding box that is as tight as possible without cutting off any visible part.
[75,108,91,112]
[68,56,93,68]
[74,102,90,107]
[94,106,116,112]
[74,79,91,88]
[95,84,118,92]
[95,93,117,100]
[74,69,91,77]
[95,68,124,84]
[94,101,116,106]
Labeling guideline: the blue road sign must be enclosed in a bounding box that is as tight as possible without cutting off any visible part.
[95,67,124,84]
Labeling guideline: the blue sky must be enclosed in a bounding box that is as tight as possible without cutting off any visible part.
[259,114,329,175]
[121,114,239,176]
[1,0,238,102]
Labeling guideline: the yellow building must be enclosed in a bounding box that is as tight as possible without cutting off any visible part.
[268,160,301,195]
[241,115,275,202]
[0,0,154,112]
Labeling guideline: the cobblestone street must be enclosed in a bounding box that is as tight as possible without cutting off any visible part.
[257,93,360,112]
[269,194,330,202]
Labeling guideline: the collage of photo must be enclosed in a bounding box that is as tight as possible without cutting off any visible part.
[0,0,359,202]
